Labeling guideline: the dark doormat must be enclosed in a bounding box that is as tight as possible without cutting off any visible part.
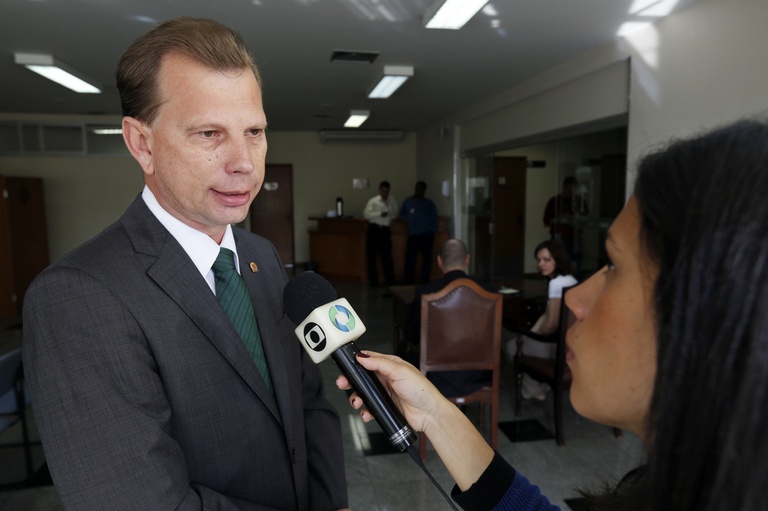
[564,497,588,510]
[498,419,554,442]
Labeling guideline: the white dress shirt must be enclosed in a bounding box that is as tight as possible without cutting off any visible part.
[363,194,398,227]
[141,185,239,295]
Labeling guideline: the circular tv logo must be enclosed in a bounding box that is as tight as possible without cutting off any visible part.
[302,322,326,352]
[329,305,356,332]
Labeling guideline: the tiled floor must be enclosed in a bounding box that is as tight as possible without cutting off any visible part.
[0,280,646,510]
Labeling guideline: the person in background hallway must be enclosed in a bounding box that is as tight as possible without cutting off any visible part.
[400,180,438,284]
[401,239,497,397]
[363,180,397,288]
[340,119,768,510]
[543,176,587,268]
[22,17,348,511]
[507,239,577,401]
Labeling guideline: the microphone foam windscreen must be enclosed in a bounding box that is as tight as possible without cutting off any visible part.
[283,271,338,323]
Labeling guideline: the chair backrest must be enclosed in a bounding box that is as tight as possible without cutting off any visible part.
[0,348,23,417]
[419,278,502,373]
[553,285,576,377]
[0,349,22,396]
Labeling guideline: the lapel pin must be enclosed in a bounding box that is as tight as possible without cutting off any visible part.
[250,262,258,273]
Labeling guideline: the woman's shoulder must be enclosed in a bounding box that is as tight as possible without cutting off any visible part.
[550,274,578,287]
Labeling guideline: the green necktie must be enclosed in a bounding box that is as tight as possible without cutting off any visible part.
[212,247,273,395]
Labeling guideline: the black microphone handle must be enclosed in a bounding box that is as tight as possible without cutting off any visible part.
[331,342,417,452]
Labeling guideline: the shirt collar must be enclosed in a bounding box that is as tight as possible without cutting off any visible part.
[141,185,239,279]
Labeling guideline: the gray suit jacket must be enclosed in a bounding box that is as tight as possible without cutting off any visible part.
[23,196,348,510]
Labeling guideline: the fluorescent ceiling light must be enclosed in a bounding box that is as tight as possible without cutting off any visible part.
[344,110,370,128]
[91,128,123,135]
[14,52,101,94]
[368,65,414,99]
[424,0,490,30]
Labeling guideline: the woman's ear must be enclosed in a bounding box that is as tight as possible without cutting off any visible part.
[122,116,154,176]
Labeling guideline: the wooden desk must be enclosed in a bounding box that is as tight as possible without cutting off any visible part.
[308,217,368,282]
[308,216,451,283]
[388,279,549,354]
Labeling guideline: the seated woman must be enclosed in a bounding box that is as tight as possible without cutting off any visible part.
[508,239,577,400]
[339,119,768,510]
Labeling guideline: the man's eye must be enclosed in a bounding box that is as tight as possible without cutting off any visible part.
[201,130,216,138]
[248,129,263,136]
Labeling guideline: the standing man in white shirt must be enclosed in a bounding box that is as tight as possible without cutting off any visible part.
[363,180,397,287]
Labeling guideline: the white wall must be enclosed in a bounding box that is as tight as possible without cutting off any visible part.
[623,0,768,188]
[416,0,768,268]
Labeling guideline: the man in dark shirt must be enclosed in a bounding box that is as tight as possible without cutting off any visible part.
[543,176,587,263]
[399,181,438,284]
[401,239,497,397]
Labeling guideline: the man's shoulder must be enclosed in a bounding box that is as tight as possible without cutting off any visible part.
[233,227,276,252]
[233,228,285,270]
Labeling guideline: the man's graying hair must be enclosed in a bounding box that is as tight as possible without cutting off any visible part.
[116,17,260,124]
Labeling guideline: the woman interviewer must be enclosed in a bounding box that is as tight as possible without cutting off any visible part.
[338,119,768,510]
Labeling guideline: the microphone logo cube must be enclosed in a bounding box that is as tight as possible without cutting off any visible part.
[293,298,367,364]
[329,304,355,332]
[302,323,327,352]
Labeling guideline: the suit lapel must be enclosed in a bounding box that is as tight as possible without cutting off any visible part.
[234,234,293,422]
[122,198,281,423]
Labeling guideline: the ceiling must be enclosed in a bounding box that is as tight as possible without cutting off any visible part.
[0,0,696,133]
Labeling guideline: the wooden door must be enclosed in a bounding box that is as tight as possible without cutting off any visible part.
[492,157,527,279]
[0,177,14,317]
[249,164,295,269]
[0,176,49,318]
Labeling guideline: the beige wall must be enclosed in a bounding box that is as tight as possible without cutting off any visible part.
[0,131,417,264]
[264,131,417,263]
[0,155,143,261]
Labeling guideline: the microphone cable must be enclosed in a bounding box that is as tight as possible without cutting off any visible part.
[405,443,460,511]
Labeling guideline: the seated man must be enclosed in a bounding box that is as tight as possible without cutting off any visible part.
[401,239,497,397]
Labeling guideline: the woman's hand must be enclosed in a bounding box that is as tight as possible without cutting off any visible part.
[335,351,446,435]
[336,350,495,491]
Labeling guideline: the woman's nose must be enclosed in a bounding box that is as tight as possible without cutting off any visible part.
[566,275,597,321]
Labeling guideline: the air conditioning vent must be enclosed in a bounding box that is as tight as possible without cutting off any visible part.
[319,130,403,142]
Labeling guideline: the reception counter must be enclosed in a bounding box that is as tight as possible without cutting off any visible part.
[308,216,450,283]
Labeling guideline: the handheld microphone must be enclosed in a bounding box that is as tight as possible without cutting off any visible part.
[283,272,417,452]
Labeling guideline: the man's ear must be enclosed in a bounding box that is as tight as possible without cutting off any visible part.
[122,116,154,176]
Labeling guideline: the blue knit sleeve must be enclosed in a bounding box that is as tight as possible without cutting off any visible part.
[451,453,560,511]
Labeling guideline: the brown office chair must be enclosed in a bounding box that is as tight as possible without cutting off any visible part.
[514,285,621,446]
[419,278,502,461]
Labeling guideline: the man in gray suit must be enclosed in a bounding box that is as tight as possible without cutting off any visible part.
[22,18,349,510]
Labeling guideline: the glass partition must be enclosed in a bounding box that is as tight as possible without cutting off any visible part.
[463,127,627,282]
